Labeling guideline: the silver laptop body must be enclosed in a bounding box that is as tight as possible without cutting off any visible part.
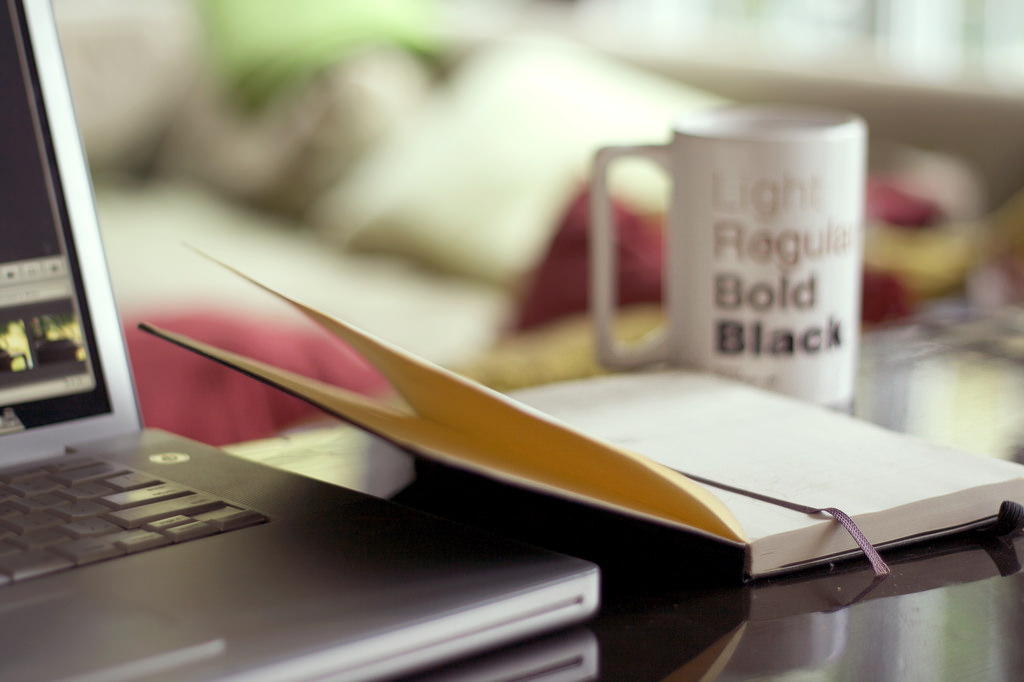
[0,2,600,680]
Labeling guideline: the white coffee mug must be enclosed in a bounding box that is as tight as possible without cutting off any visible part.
[590,105,866,408]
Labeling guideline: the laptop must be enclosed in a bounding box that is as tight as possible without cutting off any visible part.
[0,1,600,680]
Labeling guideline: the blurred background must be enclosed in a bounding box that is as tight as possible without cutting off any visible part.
[50,0,1024,450]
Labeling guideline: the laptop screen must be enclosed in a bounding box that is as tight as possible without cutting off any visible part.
[0,0,112,437]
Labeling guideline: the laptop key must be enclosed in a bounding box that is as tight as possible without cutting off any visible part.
[162,521,218,543]
[8,492,67,513]
[109,529,171,554]
[0,549,74,580]
[193,507,267,532]
[104,494,223,529]
[11,527,70,550]
[62,518,122,539]
[44,456,102,473]
[55,481,114,502]
[50,537,124,566]
[103,472,162,492]
[50,500,108,522]
[0,464,49,484]
[99,484,190,510]
[7,477,62,497]
[1,511,61,534]
[51,462,128,486]
[143,515,192,533]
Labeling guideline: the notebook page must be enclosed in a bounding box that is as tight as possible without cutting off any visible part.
[512,371,1024,543]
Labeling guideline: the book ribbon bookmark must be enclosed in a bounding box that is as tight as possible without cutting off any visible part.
[683,472,891,577]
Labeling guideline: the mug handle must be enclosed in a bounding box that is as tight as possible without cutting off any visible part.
[589,143,672,369]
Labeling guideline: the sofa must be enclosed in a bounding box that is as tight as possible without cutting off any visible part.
[54,0,1020,446]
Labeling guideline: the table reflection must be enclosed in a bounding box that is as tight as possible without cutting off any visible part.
[597,534,1024,681]
[857,305,1024,462]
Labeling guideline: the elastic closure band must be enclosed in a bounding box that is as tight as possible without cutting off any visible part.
[979,500,1024,538]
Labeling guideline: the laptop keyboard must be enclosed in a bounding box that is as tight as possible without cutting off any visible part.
[0,455,267,586]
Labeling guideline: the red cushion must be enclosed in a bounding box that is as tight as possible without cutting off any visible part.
[515,188,663,331]
[124,312,388,446]
[866,177,944,228]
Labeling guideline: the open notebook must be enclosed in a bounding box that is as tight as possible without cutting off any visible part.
[142,257,1024,579]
